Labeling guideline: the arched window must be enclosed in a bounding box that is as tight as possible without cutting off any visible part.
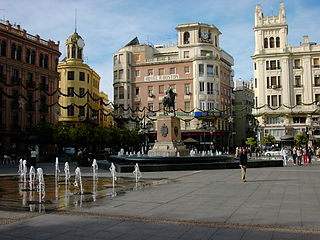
[11,43,16,59]
[26,49,31,63]
[78,48,82,59]
[269,37,275,48]
[31,51,36,65]
[264,38,268,48]
[276,37,280,47]
[17,46,22,61]
[183,32,190,44]
[0,40,6,56]
[71,44,76,58]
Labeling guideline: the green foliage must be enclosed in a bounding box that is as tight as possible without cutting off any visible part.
[315,138,320,147]
[294,133,308,146]
[262,135,276,146]
[245,137,257,148]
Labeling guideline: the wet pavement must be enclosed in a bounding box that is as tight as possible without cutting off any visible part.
[1,161,320,239]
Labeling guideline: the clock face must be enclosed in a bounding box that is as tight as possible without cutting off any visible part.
[77,38,85,48]
[201,30,209,40]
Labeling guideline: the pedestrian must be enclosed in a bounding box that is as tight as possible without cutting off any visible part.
[292,147,297,165]
[281,147,290,166]
[302,147,308,164]
[30,147,37,168]
[239,147,248,182]
[296,147,302,166]
[307,147,313,164]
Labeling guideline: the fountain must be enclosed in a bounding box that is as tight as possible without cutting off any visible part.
[36,168,45,203]
[92,159,98,181]
[133,163,142,183]
[109,163,117,197]
[29,166,36,191]
[74,167,83,194]
[22,160,28,183]
[55,157,60,182]
[64,162,71,185]
[18,158,23,180]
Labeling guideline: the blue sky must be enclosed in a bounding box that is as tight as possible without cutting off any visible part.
[1,0,320,100]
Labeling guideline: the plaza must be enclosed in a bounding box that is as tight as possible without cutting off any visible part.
[1,161,320,239]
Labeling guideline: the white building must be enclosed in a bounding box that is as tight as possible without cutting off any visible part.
[252,2,320,144]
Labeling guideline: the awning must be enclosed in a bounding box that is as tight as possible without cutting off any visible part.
[183,137,198,143]
[280,135,294,141]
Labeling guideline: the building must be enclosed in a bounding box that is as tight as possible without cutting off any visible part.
[99,91,113,127]
[58,31,101,127]
[233,80,256,147]
[252,2,320,146]
[0,20,61,153]
[113,23,234,150]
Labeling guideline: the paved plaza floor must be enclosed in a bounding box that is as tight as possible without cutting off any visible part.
[1,161,320,239]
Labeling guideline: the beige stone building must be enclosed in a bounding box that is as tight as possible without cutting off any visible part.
[252,2,320,145]
[113,23,234,150]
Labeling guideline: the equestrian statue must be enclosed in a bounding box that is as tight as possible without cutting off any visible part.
[162,88,176,115]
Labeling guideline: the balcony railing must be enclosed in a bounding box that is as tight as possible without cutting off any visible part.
[267,85,282,89]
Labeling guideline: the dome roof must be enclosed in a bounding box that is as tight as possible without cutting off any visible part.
[66,31,83,44]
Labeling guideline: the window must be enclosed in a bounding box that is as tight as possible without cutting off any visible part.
[119,86,124,99]
[12,69,19,82]
[67,87,74,97]
[79,88,85,96]
[159,85,164,94]
[294,59,301,69]
[199,64,204,76]
[207,101,214,110]
[78,106,85,117]
[254,62,256,70]
[183,51,190,58]
[183,32,190,44]
[294,76,302,87]
[67,106,74,116]
[119,69,123,79]
[184,66,190,74]
[271,95,277,106]
[184,83,191,94]
[113,55,118,64]
[271,76,277,87]
[269,37,275,48]
[113,71,118,80]
[0,40,6,56]
[276,37,280,47]
[119,54,123,63]
[68,71,74,80]
[313,58,320,68]
[215,66,219,76]
[169,67,176,74]
[264,38,268,48]
[185,122,190,129]
[148,86,153,96]
[184,101,191,111]
[134,70,140,77]
[314,76,320,86]
[135,88,140,95]
[207,82,214,94]
[134,54,140,62]
[114,87,118,100]
[199,82,205,92]
[293,117,306,124]
[200,101,206,110]
[207,65,214,76]
[315,94,320,103]
[158,68,164,75]
[147,69,153,76]
[255,78,257,88]
[148,103,153,111]
[87,74,90,83]
[296,94,302,105]
[79,72,85,81]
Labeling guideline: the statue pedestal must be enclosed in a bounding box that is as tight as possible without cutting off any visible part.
[148,116,189,157]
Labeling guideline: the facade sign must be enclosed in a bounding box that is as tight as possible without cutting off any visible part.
[194,111,223,117]
[144,74,179,82]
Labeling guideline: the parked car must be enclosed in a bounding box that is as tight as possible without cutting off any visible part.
[264,149,282,157]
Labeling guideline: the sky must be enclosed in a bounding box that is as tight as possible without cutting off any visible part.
[1,0,320,100]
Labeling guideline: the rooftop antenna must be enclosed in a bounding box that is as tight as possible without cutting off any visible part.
[75,8,77,33]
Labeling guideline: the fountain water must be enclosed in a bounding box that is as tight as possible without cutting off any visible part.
[109,163,117,196]
[22,160,28,183]
[64,162,71,185]
[36,168,45,203]
[55,157,60,182]
[133,163,142,183]
[29,166,36,190]
[92,159,98,181]
[74,167,83,194]
[18,158,23,180]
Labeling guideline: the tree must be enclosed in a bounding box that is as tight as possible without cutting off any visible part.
[245,137,257,149]
[294,133,308,146]
[263,135,276,146]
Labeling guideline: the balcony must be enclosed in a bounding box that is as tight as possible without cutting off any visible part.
[267,85,282,89]
[145,56,179,63]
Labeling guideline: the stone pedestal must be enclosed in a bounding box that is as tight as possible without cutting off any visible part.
[148,116,189,157]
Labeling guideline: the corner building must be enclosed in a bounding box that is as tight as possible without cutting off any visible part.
[252,3,320,145]
[113,23,234,150]
[0,20,60,152]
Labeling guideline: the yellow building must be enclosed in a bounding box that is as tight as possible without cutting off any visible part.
[99,91,114,127]
[58,31,101,126]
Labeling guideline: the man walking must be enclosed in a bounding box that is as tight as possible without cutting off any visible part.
[239,147,248,182]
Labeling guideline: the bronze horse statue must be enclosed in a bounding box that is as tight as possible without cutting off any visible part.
[162,88,176,115]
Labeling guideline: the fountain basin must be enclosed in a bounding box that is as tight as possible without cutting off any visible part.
[107,155,283,173]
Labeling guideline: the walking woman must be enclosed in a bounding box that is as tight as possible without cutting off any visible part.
[239,147,248,182]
